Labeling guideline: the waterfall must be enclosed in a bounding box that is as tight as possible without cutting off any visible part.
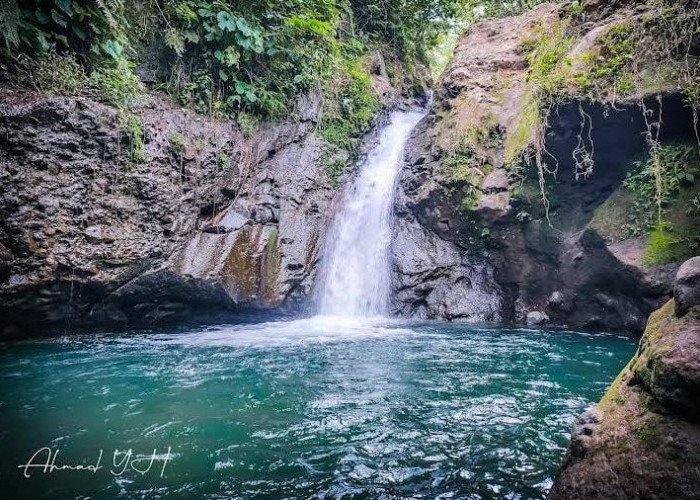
[317,109,427,318]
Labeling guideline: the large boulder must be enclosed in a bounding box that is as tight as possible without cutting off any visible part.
[549,298,700,499]
[675,256,700,317]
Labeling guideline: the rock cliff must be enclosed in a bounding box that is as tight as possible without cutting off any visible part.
[393,1,699,333]
[0,88,339,336]
[0,75,418,337]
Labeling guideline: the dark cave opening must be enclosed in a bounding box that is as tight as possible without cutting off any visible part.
[543,93,698,230]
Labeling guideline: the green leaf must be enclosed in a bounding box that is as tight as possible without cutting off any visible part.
[234,32,251,50]
[251,37,264,54]
[101,39,123,59]
[56,0,73,16]
[234,80,250,94]
[222,47,240,67]
[219,70,228,81]
[51,9,68,28]
[198,9,215,18]
[217,12,237,32]
[54,34,69,47]
[34,11,50,24]
[72,24,87,41]
[686,173,695,183]
[236,18,252,36]
[36,34,50,52]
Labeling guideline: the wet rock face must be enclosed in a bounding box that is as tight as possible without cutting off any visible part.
[391,205,502,322]
[391,121,503,323]
[0,89,334,337]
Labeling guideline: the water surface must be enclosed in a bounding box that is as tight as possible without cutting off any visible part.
[0,318,634,499]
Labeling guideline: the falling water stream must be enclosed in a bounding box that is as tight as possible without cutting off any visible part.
[317,109,427,317]
[0,103,636,499]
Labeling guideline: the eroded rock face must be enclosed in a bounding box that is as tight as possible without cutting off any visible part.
[391,112,503,322]
[0,89,337,336]
[392,198,502,322]
[549,265,700,499]
[392,4,693,333]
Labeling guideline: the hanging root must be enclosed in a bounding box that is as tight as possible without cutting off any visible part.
[640,95,665,226]
[572,102,595,180]
[530,102,559,227]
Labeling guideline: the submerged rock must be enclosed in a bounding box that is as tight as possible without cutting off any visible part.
[526,311,549,326]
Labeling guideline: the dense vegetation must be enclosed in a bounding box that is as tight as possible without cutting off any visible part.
[514,0,699,182]
[0,0,547,183]
[0,1,547,115]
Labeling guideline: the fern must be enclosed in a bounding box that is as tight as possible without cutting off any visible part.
[95,0,122,34]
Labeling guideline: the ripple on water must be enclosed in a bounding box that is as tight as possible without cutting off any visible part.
[0,319,634,499]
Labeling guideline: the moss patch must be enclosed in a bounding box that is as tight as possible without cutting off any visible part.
[633,419,662,448]
[587,187,636,242]
[223,226,262,299]
[504,89,540,166]
[260,225,281,304]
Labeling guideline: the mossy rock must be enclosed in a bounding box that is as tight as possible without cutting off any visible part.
[631,300,700,417]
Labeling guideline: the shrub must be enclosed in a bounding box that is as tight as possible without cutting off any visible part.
[623,144,698,235]
[89,60,143,108]
[217,151,229,170]
[30,51,86,95]
[319,55,380,150]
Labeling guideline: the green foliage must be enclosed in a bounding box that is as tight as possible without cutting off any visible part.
[691,192,700,215]
[642,221,698,266]
[1,1,143,105]
[0,0,130,61]
[576,22,636,98]
[236,112,260,138]
[319,55,380,150]
[524,20,574,98]
[504,89,540,164]
[1,0,566,151]
[349,0,466,64]
[441,140,494,212]
[29,50,86,94]
[684,76,700,108]
[327,157,347,186]
[217,151,229,170]
[168,133,186,157]
[570,1,584,16]
[88,59,143,107]
[122,115,145,164]
[444,0,549,21]
[442,141,483,180]
[164,0,343,119]
[623,144,699,235]
[615,143,700,266]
